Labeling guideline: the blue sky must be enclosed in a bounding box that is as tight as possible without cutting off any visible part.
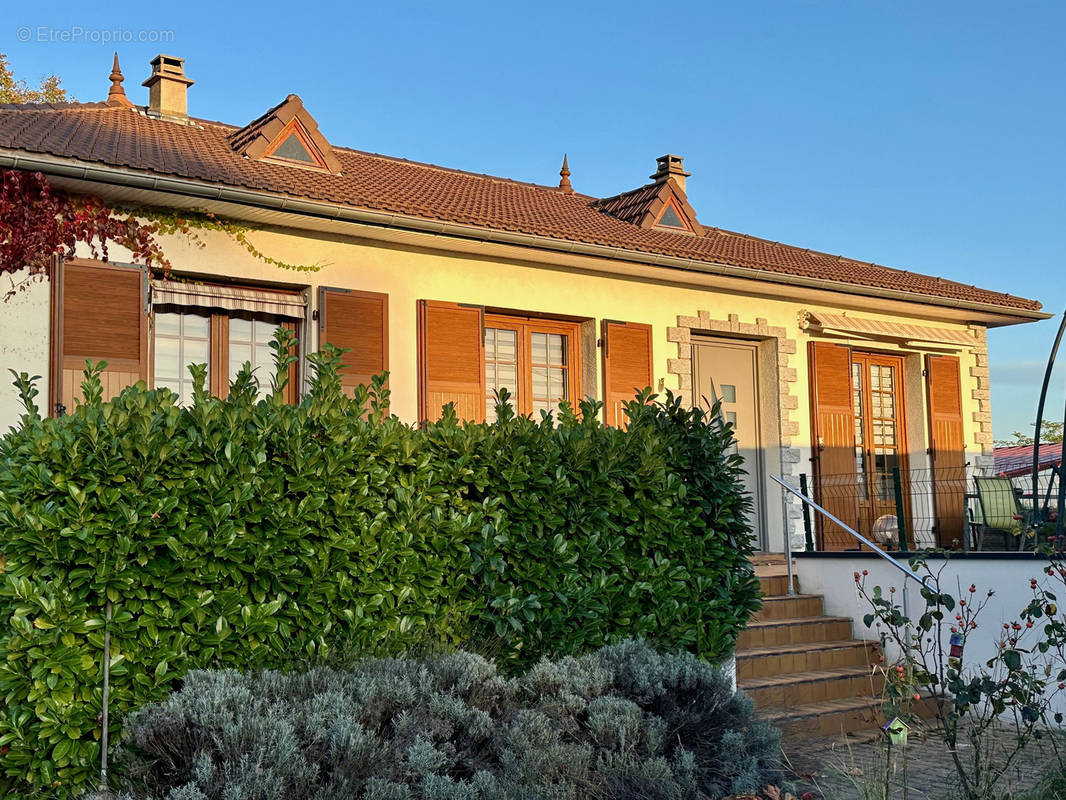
[6,1,1065,440]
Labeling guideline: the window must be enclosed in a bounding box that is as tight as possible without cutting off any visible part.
[154,311,211,406]
[271,133,315,163]
[228,316,285,399]
[261,119,329,170]
[657,205,685,228]
[484,314,580,421]
[151,306,298,404]
[653,198,692,231]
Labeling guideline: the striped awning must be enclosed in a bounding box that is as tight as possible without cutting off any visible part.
[800,311,975,346]
[151,279,306,319]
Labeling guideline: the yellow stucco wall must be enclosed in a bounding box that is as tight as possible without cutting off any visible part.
[62,220,992,550]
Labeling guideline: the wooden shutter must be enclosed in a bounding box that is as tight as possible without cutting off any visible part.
[926,354,967,547]
[809,342,859,549]
[602,320,653,427]
[417,300,485,422]
[50,259,149,414]
[319,288,389,395]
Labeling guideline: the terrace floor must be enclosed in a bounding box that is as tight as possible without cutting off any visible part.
[783,724,1061,799]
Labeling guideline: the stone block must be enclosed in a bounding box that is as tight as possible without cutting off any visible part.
[667,357,690,375]
[666,326,690,344]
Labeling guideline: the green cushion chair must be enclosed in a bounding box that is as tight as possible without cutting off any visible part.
[973,475,1031,551]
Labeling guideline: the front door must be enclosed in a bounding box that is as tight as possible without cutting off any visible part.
[692,339,765,547]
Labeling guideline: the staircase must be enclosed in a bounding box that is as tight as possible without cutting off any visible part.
[737,555,886,738]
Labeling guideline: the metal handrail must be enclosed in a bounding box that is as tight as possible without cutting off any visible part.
[771,474,928,589]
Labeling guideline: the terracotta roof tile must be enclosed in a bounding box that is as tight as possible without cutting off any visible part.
[994,443,1062,477]
[594,183,665,225]
[0,102,1041,312]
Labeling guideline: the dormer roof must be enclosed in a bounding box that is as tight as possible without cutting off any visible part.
[594,176,704,235]
[229,94,341,174]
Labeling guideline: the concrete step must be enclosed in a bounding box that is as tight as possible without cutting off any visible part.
[761,695,940,739]
[754,561,794,578]
[740,665,885,708]
[753,594,823,622]
[751,553,786,565]
[760,696,883,738]
[737,616,854,650]
[736,639,879,680]
[758,574,799,596]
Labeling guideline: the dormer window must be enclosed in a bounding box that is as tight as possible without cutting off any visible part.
[593,155,704,236]
[230,94,343,175]
[653,197,694,232]
[262,119,329,170]
[656,204,685,229]
[272,132,315,163]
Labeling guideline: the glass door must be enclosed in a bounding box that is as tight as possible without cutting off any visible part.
[851,352,907,543]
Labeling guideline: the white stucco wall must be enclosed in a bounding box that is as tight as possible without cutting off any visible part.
[0,268,51,433]
[796,554,1066,718]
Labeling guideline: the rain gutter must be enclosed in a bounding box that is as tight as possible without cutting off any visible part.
[0,150,1049,323]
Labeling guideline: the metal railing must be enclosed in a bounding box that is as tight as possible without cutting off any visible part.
[797,466,1057,553]
[771,475,929,618]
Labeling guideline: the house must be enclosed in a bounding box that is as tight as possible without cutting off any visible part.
[993,442,1062,514]
[994,442,1062,480]
[0,54,1048,557]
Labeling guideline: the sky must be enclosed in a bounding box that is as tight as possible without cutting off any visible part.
[4,1,1065,441]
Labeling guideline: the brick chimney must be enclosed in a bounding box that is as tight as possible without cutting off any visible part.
[650,154,691,192]
[142,55,194,120]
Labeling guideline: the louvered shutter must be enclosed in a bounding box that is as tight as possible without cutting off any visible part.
[417,300,485,422]
[602,320,653,427]
[926,355,967,547]
[319,288,389,395]
[51,259,149,414]
[809,342,859,549]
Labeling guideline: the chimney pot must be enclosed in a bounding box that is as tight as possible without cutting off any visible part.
[650,154,691,192]
[142,54,194,120]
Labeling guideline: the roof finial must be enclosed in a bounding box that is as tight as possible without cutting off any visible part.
[106,53,133,108]
[558,153,573,193]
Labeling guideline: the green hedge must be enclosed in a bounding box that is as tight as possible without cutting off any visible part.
[0,331,760,798]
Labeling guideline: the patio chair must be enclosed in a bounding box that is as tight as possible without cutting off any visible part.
[972,476,1031,551]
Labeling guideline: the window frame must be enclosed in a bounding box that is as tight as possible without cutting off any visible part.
[150,308,300,404]
[653,197,695,233]
[483,312,581,419]
[261,118,331,171]
[153,309,212,406]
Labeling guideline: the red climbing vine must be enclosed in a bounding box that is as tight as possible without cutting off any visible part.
[1,169,320,300]
[0,170,170,298]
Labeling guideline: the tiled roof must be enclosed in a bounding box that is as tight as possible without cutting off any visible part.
[593,183,666,226]
[994,443,1062,478]
[0,101,1041,312]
